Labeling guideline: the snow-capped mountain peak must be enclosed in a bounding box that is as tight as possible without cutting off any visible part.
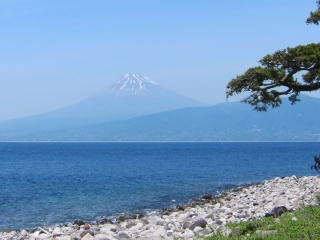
[103,73,159,96]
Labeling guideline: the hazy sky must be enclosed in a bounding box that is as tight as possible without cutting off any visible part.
[1,0,320,121]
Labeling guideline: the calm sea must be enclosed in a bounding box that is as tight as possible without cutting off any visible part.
[0,142,319,231]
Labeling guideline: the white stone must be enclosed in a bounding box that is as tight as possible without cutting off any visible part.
[82,233,95,240]
[94,233,110,240]
[20,229,28,236]
[154,226,167,237]
[193,226,204,232]
[144,235,162,240]
[181,231,195,239]
[39,233,51,239]
[129,222,144,231]
[52,227,63,235]
[139,229,152,235]
[56,236,70,240]
[31,230,40,238]
[274,196,288,207]
[61,226,76,234]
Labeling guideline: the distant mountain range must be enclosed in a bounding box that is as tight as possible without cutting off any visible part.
[19,94,319,142]
[1,89,320,141]
[0,73,207,140]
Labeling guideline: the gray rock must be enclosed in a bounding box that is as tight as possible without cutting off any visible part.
[181,231,194,239]
[138,229,152,236]
[80,230,95,238]
[265,206,287,218]
[189,219,207,230]
[141,219,149,225]
[198,228,211,235]
[74,220,85,226]
[205,213,214,220]
[182,221,192,229]
[202,194,213,200]
[125,222,136,228]
[155,220,166,225]
[116,232,130,239]
[176,204,187,211]
[215,219,223,225]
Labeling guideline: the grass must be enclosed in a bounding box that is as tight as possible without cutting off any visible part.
[204,202,320,240]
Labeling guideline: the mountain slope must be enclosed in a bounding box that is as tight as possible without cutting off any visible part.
[0,73,207,139]
[15,94,320,141]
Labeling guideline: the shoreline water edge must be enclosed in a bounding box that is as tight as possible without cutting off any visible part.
[1,175,320,240]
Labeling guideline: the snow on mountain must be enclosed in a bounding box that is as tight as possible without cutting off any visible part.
[101,73,160,96]
[85,72,208,116]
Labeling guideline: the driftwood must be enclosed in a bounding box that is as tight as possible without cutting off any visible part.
[38,227,52,236]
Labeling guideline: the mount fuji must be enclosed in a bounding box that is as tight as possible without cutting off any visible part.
[0,73,208,139]
[51,73,208,122]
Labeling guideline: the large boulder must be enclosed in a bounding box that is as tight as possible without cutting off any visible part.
[189,219,207,230]
[265,206,287,218]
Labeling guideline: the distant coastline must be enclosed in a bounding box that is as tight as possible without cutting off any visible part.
[0,95,320,142]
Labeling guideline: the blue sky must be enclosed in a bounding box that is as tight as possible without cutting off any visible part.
[1,0,320,120]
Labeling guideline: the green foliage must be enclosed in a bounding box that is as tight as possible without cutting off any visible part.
[204,206,320,240]
[226,44,320,111]
[226,1,320,111]
[307,0,320,25]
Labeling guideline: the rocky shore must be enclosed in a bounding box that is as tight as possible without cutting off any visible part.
[1,175,320,240]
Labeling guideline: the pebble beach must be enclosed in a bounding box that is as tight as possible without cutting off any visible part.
[1,175,320,240]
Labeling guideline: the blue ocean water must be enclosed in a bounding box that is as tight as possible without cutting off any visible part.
[0,142,319,231]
